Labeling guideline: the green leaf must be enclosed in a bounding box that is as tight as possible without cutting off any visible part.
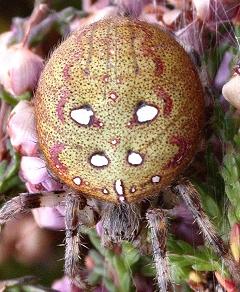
[122,242,140,267]
[0,89,17,106]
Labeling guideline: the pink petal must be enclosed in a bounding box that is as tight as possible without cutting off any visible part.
[163,9,181,25]
[7,100,38,156]
[222,74,240,109]
[0,46,43,96]
[192,0,210,21]
[41,177,63,191]
[52,276,82,292]
[32,207,65,230]
[20,156,48,184]
[214,51,232,89]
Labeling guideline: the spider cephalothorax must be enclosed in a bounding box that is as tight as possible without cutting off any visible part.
[35,17,204,204]
[1,17,240,292]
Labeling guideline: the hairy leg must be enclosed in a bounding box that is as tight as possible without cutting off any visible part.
[64,194,88,289]
[101,202,141,246]
[146,208,173,292]
[172,178,240,286]
[0,190,66,224]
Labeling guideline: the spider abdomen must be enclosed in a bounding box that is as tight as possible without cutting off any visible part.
[35,17,204,203]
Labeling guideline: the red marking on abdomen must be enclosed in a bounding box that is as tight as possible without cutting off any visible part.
[56,88,69,123]
[164,136,189,169]
[50,143,67,172]
[102,74,110,83]
[141,43,164,76]
[63,64,71,80]
[109,91,119,102]
[155,86,173,116]
[92,117,103,128]
[154,57,164,76]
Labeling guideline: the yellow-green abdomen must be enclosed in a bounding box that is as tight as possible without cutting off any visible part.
[35,17,204,204]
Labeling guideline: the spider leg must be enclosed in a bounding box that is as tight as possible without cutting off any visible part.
[64,193,88,289]
[172,178,240,286]
[146,208,173,292]
[0,190,66,224]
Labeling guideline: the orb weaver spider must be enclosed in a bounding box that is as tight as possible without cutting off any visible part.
[0,16,239,291]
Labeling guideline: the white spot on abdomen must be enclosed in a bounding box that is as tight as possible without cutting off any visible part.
[152,175,161,183]
[103,188,109,194]
[115,179,124,195]
[70,106,94,126]
[109,92,118,101]
[130,186,136,193]
[90,153,109,167]
[115,179,126,201]
[73,177,81,185]
[128,151,143,165]
[136,104,158,123]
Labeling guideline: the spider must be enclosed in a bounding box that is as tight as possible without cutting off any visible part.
[0,17,239,291]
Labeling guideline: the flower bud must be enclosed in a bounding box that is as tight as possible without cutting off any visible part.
[52,276,82,292]
[0,45,43,96]
[230,223,240,262]
[7,100,38,156]
[0,31,13,54]
[222,74,240,110]
[20,156,62,191]
[20,156,65,230]
[32,207,65,230]
[215,272,237,292]
[162,9,181,26]
[20,155,63,197]
[192,0,210,21]
[20,156,48,185]
[214,51,232,89]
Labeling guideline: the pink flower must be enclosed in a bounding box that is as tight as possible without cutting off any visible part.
[32,207,65,230]
[20,156,64,230]
[162,9,181,26]
[0,31,13,55]
[0,45,43,96]
[222,74,240,110]
[20,156,48,185]
[52,276,83,292]
[193,0,240,25]
[20,156,63,192]
[230,223,240,263]
[7,100,38,156]
[214,51,233,89]
[192,0,210,21]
